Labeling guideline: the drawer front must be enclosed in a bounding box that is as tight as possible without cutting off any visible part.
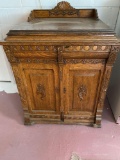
[11,45,58,59]
[62,45,111,59]
[4,45,110,64]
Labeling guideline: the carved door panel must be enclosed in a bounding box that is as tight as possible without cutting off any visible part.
[63,63,105,122]
[22,63,60,120]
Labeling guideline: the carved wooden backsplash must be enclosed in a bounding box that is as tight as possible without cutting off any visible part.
[28,1,98,21]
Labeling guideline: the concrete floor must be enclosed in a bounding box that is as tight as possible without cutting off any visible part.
[0,91,120,160]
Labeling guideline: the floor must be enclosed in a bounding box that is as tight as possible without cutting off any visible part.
[0,91,120,160]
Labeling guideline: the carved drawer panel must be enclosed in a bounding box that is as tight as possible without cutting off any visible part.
[11,45,58,59]
[62,45,111,59]
[4,45,111,64]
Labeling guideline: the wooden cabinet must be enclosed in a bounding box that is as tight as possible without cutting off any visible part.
[0,1,120,127]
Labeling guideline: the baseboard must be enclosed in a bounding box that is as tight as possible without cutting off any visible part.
[0,82,18,93]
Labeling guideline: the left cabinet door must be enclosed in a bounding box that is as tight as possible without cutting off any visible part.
[22,63,60,122]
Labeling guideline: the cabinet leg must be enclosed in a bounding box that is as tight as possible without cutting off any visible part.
[93,123,101,128]
[24,117,32,125]
[24,112,32,125]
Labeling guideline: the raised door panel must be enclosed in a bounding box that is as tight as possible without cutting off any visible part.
[63,63,104,123]
[22,64,60,117]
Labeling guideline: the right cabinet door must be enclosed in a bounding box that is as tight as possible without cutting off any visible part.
[63,63,105,124]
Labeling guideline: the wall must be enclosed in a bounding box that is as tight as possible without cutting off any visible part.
[0,0,120,93]
[107,8,120,123]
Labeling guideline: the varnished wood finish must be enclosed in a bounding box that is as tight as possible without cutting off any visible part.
[28,1,98,21]
[0,1,120,127]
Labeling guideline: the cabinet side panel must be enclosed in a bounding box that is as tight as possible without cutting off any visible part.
[12,64,29,111]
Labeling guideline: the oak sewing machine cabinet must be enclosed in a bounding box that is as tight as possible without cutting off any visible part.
[0,1,120,127]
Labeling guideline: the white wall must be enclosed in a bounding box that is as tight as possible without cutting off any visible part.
[107,7,120,123]
[0,0,120,93]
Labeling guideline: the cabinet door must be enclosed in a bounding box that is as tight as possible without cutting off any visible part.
[22,63,60,121]
[63,63,104,123]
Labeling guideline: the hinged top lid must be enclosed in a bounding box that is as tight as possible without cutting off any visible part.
[7,1,114,36]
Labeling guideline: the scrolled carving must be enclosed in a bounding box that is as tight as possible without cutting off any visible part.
[78,85,87,101]
[49,1,79,16]
[52,1,75,10]
[36,84,46,100]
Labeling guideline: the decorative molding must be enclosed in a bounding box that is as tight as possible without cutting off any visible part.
[78,85,87,101]
[107,46,120,65]
[107,52,117,65]
[11,45,57,52]
[64,116,93,120]
[64,59,105,64]
[3,45,107,64]
[50,10,79,16]
[36,84,46,100]
[9,45,110,52]
[30,114,60,119]
[111,46,120,52]
[19,59,58,64]
[64,45,110,52]
[3,46,18,63]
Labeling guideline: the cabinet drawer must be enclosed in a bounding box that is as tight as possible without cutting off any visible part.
[62,45,111,59]
[11,45,57,59]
